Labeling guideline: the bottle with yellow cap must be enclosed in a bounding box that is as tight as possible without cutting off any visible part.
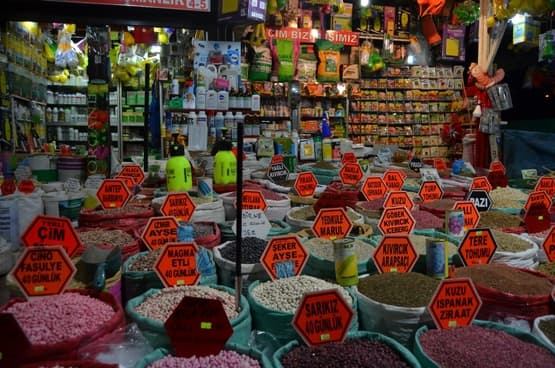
[166,133,192,191]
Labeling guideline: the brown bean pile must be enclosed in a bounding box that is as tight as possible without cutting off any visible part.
[538,318,555,347]
[491,229,533,252]
[454,264,553,296]
[408,234,459,256]
[87,205,151,215]
[411,210,444,229]
[357,272,440,308]
[127,249,163,271]
[79,229,134,248]
[311,161,339,170]
[477,211,522,228]
[535,262,555,278]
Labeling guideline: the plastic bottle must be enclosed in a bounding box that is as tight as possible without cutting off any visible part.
[224,111,235,131]
[217,90,229,110]
[52,107,59,123]
[214,138,237,185]
[196,83,206,110]
[166,134,193,191]
[321,111,331,138]
[291,130,299,159]
[322,138,332,161]
[186,111,196,147]
[214,111,225,140]
[207,112,216,151]
[196,110,208,151]
[233,111,244,142]
[313,134,322,162]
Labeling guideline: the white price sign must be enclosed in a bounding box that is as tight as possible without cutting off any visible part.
[232,210,271,239]
[187,0,210,11]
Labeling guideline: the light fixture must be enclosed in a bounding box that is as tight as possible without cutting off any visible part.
[510,13,525,24]
[150,45,161,54]
[361,0,370,7]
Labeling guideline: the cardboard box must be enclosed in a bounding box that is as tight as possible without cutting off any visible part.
[342,64,360,80]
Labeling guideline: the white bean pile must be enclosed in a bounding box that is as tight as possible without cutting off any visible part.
[303,237,375,261]
[251,275,353,314]
[134,286,238,322]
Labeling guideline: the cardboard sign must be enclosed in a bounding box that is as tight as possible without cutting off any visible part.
[96,178,131,209]
[409,157,424,172]
[11,246,76,298]
[378,206,416,235]
[339,162,364,186]
[114,175,135,192]
[470,176,492,193]
[418,181,444,203]
[428,278,482,329]
[119,164,145,184]
[141,216,179,251]
[260,235,308,279]
[154,242,200,287]
[238,190,268,211]
[1,178,16,195]
[17,179,35,194]
[525,203,551,234]
[489,160,506,174]
[466,190,493,212]
[524,191,552,212]
[165,296,233,358]
[420,168,441,183]
[341,152,357,164]
[267,155,289,183]
[535,176,555,198]
[160,192,197,222]
[383,191,414,210]
[292,289,354,347]
[458,228,497,266]
[542,227,555,263]
[311,207,353,239]
[21,215,83,258]
[232,209,271,239]
[453,201,481,230]
[0,314,32,368]
[372,235,418,273]
[361,176,388,201]
[294,172,318,197]
[383,169,406,192]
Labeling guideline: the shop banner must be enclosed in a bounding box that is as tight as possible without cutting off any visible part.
[265,27,359,46]
[43,0,210,12]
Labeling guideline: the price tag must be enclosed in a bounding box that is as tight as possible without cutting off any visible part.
[294,172,318,197]
[524,191,552,213]
[372,235,418,273]
[470,176,492,192]
[341,152,357,164]
[378,207,415,235]
[535,176,555,198]
[458,228,497,266]
[383,169,406,192]
[260,235,308,280]
[361,176,388,201]
[114,175,135,192]
[232,210,271,239]
[339,162,364,186]
[466,190,493,212]
[409,157,424,172]
[428,278,482,329]
[542,227,555,263]
[434,158,448,171]
[489,160,506,174]
[21,215,83,258]
[383,191,414,210]
[420,168,441,183]
[154,242,200,287]
[267,154,289,183]
[160,192,197,222]
[141,216,179,251]
[311,207,353,239]
[119,164,145,184]
[453,201,481,230]
[236,190,267,211]
[1,178,16,195]
[418,181,444,203]
[96,179,131,209]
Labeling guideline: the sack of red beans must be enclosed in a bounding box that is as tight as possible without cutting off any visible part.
[78,205,154,229]
[313,181,365,213]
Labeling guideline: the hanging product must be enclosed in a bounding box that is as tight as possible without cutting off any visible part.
[270,39,299,82]
[316,39,343,82]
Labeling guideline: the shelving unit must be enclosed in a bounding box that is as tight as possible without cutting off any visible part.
[118,84,150,160]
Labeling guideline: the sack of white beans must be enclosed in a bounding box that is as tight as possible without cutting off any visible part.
[0,289,125,365]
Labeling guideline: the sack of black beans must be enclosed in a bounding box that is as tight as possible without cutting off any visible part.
[273,331,422,368]
[532,314,555,350]
[413,320,555,368]
[125,285,252,349]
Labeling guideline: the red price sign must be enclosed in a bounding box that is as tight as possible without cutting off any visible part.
[339,162,364,186]
[541,227,555,263]
[524,191,552,212]
[341,152,357,164]
[458,228,497,266]
[470,176,492,192]
[378,207,415,235]
[383,170,406,192]
[260,235,308,280]
[489,160,506,174]
[383,191,414,210]
[428,278,482,329]
[372,235,418,273]
[141,216,179,251]
[535,176,555,198]
[21,215,83,258]
[418,181,444,203]
[361,176,387,201]
[154,242,200,287]
[119,164,145,184]
[294,172,318,197]
[453,201,481,230]
[311,207,353,239]
[114,175,135,192]
[161,192,197,222]
[1,178,16,195]
[96,179,131,209]
[238,190,267,211]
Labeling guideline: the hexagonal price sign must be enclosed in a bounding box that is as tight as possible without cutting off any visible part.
[384,191,414,210]
[294,172,318,197]
[260,235,308,280]
[114,175,135,192]
[361,176,388,201]
[141,216,179,251]
[96,178,132,209]
[341,152,357,164]
[165,296,233,358]
[541,227,555,263]
[470,176,492,192]
[458,228,497,266]
[378,206,415,235]
[535,176,555,198]
[466,190,492,212]
[489,160,506,175]
[119,164,145,185]
[292,289,354,347]
[312,207,353,239]
[339,162,364,186]
[21,215,83,258]
[18,179,35,194]
[372,235,418,273]
[383,169,406,192]
[161,192,197,222]
[453,201,481,230]
[236,190,267,211]
[428,278,482,329]
[418,181,444,203]
[11,246,76,298]
[524,191,552,213]
[154,242,200,287]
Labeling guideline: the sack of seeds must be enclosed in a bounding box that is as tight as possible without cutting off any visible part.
[532,314,555,350]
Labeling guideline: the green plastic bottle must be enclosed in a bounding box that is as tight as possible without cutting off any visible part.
[166,134,192,191]
[214,138,237,185]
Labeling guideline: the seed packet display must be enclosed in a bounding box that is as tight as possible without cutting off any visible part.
[316,39,343,82]
[249,43,272,81]
[270,39,299,82]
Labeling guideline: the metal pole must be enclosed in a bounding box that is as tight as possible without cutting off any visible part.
[143,63,150,172]
[235,117,244,312]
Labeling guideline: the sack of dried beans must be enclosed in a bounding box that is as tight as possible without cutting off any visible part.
[78,205,154,229]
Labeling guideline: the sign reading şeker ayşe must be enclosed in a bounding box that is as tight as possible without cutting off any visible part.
[45,0,210,12]
[260,235,308,280]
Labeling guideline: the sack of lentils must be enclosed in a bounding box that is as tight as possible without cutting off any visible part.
[356,272,440,347]
[453,264,555,324]
[0,289,125,364]
[126,285,251,349]
[273,331,422,368]
[78,205,154,229]
[248,275,358,345]
[413,320,555,368]
[532,314,555,350]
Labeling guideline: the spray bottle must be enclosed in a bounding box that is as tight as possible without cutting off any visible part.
[166,133,192,191]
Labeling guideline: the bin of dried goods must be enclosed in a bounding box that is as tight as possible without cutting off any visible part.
[533,315,555,350]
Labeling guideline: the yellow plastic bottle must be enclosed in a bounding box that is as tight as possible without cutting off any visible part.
[166,134,192,191]
[214,138,237,185]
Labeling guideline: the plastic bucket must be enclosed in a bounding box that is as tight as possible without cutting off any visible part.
[57,157,86,182]
[29,155,58,183]
[43,192,85,221]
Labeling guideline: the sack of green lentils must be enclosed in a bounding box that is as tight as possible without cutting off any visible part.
[413,320,555,368]
[273,331,421,368]
[247,275,359,345]
[125,285,252,349]
[532,314,555,350]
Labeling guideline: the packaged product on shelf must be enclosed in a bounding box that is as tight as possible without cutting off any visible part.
[315,39,343,82]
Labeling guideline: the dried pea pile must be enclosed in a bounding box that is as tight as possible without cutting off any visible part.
[477,211,523,228]
[148,351,261,368]
[303,237,375,261]
[490,186,528,208]
[535,262,555,278]
[538,318,555,347]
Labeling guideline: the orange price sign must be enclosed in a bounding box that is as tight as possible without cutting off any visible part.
[434,158,448,171]
[260,235,308,280]
[428,278,482,329]
[11,246,76,298]
[535,176,555,198]
[17,179,35,194]
[238,190,268,211]
[160,192,197,222]
[489,160,506,175]
[119,164,145,184]
[311,207,353,239]
[418,181,444,203]
[141,216,179,251]
[470,176,492,192]
[541,227,555,263]
[361,176,387,201]
[341,152,357,164]
[114,175,135,192]
[383,169,406,192]
[378,206,415,235]
[96,179,132,209]
[458,228,497,266]
[339,162,364,186]
[453,201,481,230]
[372,235,418,273]
[21,215,83,258]
[154,242,200,287]
[524,191,552,212]
[384,191,414,210]
[294,172,318,197]
[292,289,354,347]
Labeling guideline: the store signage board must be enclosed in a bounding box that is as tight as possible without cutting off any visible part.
[470,176,492,192]
[267,154,289,183]
[383,191,414,210]
[235,190,267,211]
[466,190,492,212]
[294,172,318,197]
[428,278,482,329]
[119,164,145,184]
[339,162,363,186]
[260,235,308,280]
[341,152,357,164]
[17,179,35,194]
[154,242,200,287]
[453,201,480,230]
[311,207,353,239]
[265,27,359,46]
[378,206,415,235]
[96,178,131,209]
[361,176,388,201]
[383,169,406,192]
[21,215,83,258]
[418,181,444,203]
[232,210,271,239]
[524,191,552,212]
[11,246,76,298]
[161,192,196,222]
[114,175,135,192]
[372,235,417,273]
[458,228,497,266]
[292,289,354,347]
[0,314,32,368]
[524,203,551,234]
[141,216,179,251]
[165,296,232,358]
[535,176,555,198]
[45,0,210,12]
